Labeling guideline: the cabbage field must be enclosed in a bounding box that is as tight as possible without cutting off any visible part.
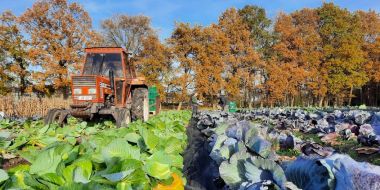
[1,108,380,190]
[0,111,191,190]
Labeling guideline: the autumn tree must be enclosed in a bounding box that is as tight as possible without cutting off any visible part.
[1,0,376,108]
[168,23,201,107]
[168,22,229,107]
[192,24,228,104]
[238,5,274,107]
[268,4,372,107]
[101,14,154,56]
[0,11,30,95]
[263,59,288,107]
[357,10,380,106]
[218,8,260,106]
[238,5,273,59]
[272,12,299,106]
[291,9,326,107]
[19,0,98,95]
[272,9,325,107]
[136,35,172,98]
[0,51,9,95]
[317,3,368,106]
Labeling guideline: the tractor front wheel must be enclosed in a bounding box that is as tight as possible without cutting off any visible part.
[131,87,149,122]
[44,108,68,126]
[115,108,131,127]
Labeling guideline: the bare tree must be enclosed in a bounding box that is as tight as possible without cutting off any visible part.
[101,14,154,56]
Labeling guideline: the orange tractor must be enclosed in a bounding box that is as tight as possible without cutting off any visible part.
[44,47,154,127]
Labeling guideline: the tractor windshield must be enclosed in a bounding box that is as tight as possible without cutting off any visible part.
[83,53,124,77]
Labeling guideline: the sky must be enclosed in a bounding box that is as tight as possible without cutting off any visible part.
[1,0,379,40]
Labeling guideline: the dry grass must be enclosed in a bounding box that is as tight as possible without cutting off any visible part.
[0,96,72,118]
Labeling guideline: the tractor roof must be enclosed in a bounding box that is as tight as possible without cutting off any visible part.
[85,47,127,54]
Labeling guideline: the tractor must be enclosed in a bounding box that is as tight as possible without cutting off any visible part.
[44,47,154,127]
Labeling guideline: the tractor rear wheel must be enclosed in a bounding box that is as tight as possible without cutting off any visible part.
[131,87,149,122]
[115,108,131,127]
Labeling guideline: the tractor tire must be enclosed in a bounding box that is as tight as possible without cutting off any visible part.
[44,108,59,125]
[44,108,67,126]
[131,87,149,122]
[115,108,131,127]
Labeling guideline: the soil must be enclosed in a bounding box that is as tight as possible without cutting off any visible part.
[2,157,29,170]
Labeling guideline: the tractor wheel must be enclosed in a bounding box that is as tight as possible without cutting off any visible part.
[131,87,149,122]
[44,108,58,124]
[115,108,131,127]
[44,108,68,126]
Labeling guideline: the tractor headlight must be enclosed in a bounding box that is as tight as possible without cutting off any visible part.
[88,88,96,94]
[73,88,82,94]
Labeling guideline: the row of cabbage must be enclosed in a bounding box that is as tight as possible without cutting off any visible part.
[194,109,380,190]
[0,111,191,190]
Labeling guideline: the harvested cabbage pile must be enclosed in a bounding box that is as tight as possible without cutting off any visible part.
[186,109,380,190]
[0,111,191,189]
[189,112,289,189]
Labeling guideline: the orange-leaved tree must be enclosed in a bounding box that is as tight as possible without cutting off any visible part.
[136,35,172,98]
[218,8,260,106]
[168,23,202,107]
[357,10,380,105]
[273,10,325,106]
[263,58,288,107]
[19,0,99,96]
[291,9,326,107]
[318,3,368,106]
[273,12,302,106]
[193,24,228,104]
[0,11,30,95]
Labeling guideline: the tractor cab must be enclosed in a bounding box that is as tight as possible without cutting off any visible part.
[71,47,142,107]
[83,51,125,78]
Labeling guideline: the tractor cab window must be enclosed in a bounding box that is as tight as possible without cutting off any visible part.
[83,53,124,78]
[123,54,133,78]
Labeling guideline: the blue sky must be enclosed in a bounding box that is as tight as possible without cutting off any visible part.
[1,0,379,40]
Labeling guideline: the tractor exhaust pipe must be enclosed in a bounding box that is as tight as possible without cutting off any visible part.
[109,70,115,94]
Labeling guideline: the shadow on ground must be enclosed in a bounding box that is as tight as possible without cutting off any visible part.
[183,117,226,190]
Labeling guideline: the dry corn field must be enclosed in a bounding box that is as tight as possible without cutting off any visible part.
[0,96,72,118]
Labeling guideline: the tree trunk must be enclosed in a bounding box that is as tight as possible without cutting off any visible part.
[248,92,253,109]
[15,56,27,96]
[360,87,363,105]
[177,102,182,110]
[299,88,303,107]
[291,96,295,107]
[377,83,380,107]
[348,85,353,106]
[319,96,324,107]
[62,86,70,99]
[324,97,329,107]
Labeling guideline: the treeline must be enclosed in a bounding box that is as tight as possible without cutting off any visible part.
[0,0,379,107]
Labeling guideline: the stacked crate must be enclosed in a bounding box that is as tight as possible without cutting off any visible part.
[228,101,237,113]
[149,86,159,114]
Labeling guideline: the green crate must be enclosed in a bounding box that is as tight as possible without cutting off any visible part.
[149,99,156,111]
[149,86,158,99]
[229,101,237,113]
[148,86,158,112]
